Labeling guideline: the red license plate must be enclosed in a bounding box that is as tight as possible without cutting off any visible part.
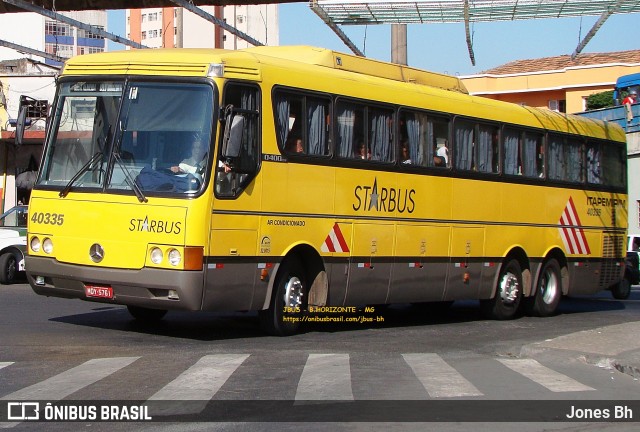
[84,285,114,299]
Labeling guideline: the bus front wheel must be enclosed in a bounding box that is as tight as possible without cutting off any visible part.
[481,259,522,320]
[259,257,307,336]
[525,259,562,317]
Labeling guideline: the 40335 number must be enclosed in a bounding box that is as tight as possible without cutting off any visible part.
[30,212,65,225]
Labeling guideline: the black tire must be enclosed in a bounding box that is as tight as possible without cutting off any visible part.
[259,257,307,336]
[0,253,18,285]
[127,305,167,322]
[481,259,523,320]
[525,259,562,317]
[611,277,631,300]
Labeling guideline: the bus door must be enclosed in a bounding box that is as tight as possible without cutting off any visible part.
[443,227,485,301]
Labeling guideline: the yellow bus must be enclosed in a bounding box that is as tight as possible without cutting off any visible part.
[22,46,628,336]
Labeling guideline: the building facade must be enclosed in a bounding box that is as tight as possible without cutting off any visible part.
[461,50,640,114]
[0,11,106,67]
[125,5,278,50]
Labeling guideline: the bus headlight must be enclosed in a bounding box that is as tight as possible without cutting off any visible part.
[30,236,41,253]
[150,247,163,264]
[43,238,54,254]
[168,248,181,266]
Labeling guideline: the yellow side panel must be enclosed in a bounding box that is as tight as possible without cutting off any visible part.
[395,224,451,258]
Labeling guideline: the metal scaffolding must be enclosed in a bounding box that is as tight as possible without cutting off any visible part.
[311,0,640,64]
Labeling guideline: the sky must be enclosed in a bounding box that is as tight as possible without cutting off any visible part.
[107,5,640,76]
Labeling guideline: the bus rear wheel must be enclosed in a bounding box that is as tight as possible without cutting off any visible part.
[259,257,307,336]
[525,259,562,317]
[611,277,631,300]
[481,259,522,320]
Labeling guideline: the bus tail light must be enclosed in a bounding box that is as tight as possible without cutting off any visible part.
[183,247,204,270]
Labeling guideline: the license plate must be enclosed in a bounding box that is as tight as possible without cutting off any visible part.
[84,285,114,299]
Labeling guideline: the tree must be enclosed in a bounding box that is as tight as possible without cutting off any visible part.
[585,90,615,110]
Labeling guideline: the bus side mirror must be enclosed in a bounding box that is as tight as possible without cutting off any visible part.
[14,97,29,146]
[14,95,48,146]
[222,113,245,158]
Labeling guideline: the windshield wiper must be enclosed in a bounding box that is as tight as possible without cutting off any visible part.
[112,151,148,203]
[59,151,103,198]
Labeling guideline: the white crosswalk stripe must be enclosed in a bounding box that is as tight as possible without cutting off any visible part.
[0,357,139,429]
[497,358,595,392]
[295,353,354,400]
[146,354,249,415]
[0,357,139,401]
[0,353,602,411]
[402,353,483,398]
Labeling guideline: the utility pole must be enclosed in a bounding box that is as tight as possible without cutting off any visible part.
[176,7,183,48]
[391,24,407,65]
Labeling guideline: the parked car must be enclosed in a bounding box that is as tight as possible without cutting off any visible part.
[611,234,640,300]
[0,205,28,284]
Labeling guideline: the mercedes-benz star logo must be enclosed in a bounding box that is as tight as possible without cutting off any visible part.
[89,243,105,263]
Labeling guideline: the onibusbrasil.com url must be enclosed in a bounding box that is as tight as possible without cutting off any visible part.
[282,315,384,323]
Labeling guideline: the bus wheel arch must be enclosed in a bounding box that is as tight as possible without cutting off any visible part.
[481,248,529,320]
[258,244,326,336]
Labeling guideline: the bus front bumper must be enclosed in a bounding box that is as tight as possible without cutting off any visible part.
[25,256,204,311]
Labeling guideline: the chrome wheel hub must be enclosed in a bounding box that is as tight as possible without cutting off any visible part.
[283,277,304,308]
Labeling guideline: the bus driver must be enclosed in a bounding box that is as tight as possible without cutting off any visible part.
[171,133,207,174]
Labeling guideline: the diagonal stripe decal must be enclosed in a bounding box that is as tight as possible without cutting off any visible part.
[558,197,590,255]
[321,223,350,253]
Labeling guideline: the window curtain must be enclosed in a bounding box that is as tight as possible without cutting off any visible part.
[503,130,519,175]
[424,118,435,167]
[370,111,392,161]
[337,104,355,158]
[405,113,420,165]
[522,134,539,177]
[307,100,326,155]
[275,95,290,149]
[455,123,474,170]
[548,137,564,180]
[586,145,601,184]
[477,127,494,173]
[566,141,583,182]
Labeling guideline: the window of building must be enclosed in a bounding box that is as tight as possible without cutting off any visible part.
[45,21,71,37]
[141,31,146,40]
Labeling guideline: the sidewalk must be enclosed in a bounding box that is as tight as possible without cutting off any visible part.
[520,321,640,379]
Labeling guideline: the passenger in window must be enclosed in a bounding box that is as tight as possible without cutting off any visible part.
[285,136,304,153]
[400,141,412,164]
[356,140,370,160]
[171,132,207,174]
[434,139,449,167]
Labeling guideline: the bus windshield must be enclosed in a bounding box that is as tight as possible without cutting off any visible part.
[38,80,215,196]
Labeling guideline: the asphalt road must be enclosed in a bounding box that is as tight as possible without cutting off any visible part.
[1,282,639,432]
